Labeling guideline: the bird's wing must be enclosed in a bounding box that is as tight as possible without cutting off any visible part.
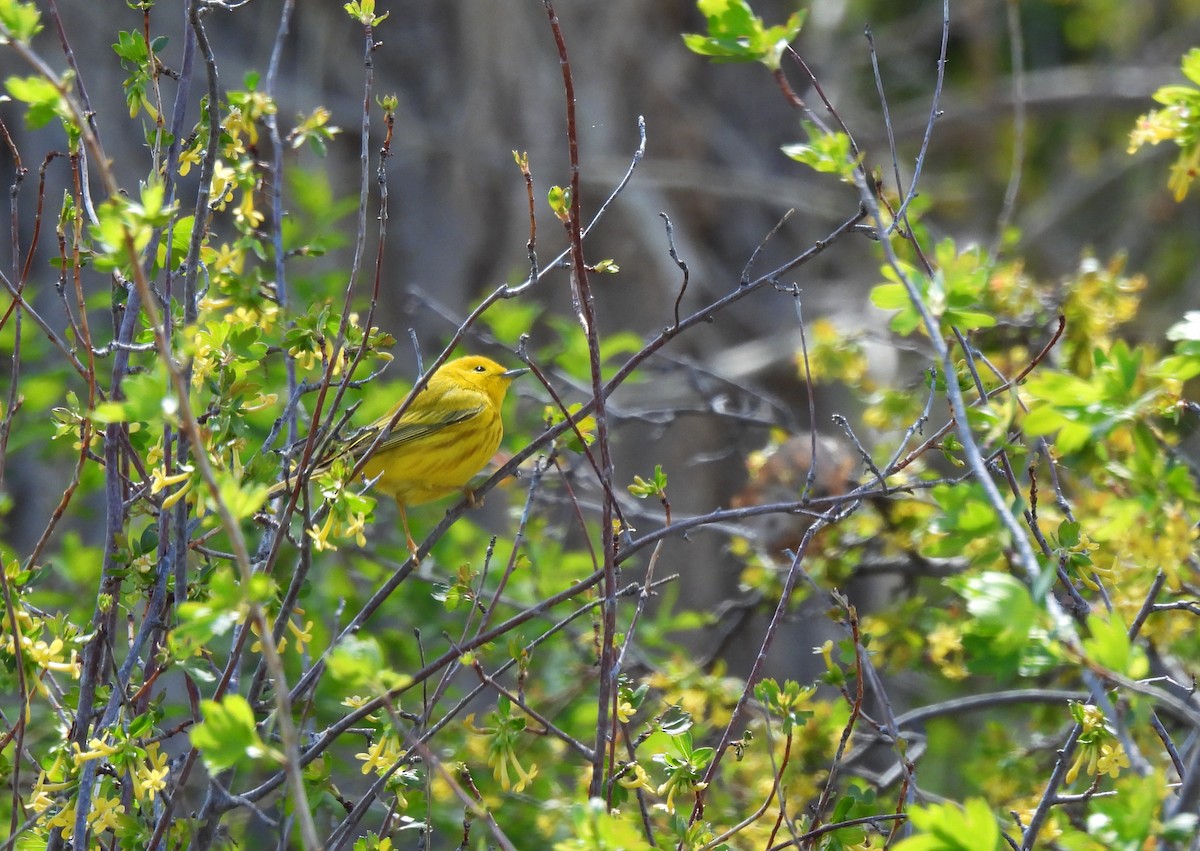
[342,379,489,459]
[358,404,486,457]
[272,384,486,493]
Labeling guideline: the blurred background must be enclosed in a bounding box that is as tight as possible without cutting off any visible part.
[5,0,1200,676]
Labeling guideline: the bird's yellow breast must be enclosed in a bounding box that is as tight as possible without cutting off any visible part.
[360,410,504,506]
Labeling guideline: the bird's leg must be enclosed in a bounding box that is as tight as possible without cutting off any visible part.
[463,486,481,508]
[397,501,418,557]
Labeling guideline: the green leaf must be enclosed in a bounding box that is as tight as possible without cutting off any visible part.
[697,0,756,34]
[659,704,693,736]
[548,185,572,222]
[90,401,130,424]
[1088,770,1181,847]
[190,695,278,772]
[555,798,655,851]
[893,798,1003,851]
[0,0,43,44]
[923,483,1006,561]
[328,635,384,687]
[1020,403,1067,437]
[947,309,997,330]
[782,122,859,180]
[343,0,388,26]
[1153,85,1200,106]
[682,0,805,69]
[956,572,1035,638]
[112,30,148,64]
[628,465,668,499]
[1181,47,1200,85]
[483,298,542,345]
[170,569,274,657]
[1055,421,1093,454]
[5,73,70,129]
[870,259,938,336]
[945,571,1046,679]
[170,601,241,658]
[754,679,815,733]
[1057,519,1081,549]
[1156,353,1200,383]
[1083,612,1148,678]
[870,283,910,311]
[215,468,269,520]
[156,214,195,272]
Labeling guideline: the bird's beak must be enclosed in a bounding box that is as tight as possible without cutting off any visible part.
[503,367,530,379]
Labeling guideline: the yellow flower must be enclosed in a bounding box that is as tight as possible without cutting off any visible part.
[617,762,650,790]
[466,705,540,793]
[287,617,314,654]
[617,697,636,723]
[1095,741,1130,779]
[656,775,706,814]
[250,616,288,655]
[356,735,403,776]
[1128,112,1176,152]
[29,785,56,814]
[1168,145,1200,202]
[210,162,236,210]
[88,795,126,834]
[345,513,368,548]
[25,636,80,676]
[1065,703,1130,784]
[30,761,73,815]
[177,144,202,177]
[927,623,969,681]
[133,743,170,801]
[243,391,279,412]
[150,465,192,495]
[151,458,196,509]
[236,191,264,229]
[222,128,247,159]
[229,302,278,331]
[198,293,234,313]
[491,747,538,793]
[45,802,77,838]
[71,737,121,763]
[307,513,338,553]
[209,242,244,275]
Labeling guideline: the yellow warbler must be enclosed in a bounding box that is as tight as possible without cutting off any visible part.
[273,355,528,551]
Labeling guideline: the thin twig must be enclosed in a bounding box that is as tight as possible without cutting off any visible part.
[889,0,950,229]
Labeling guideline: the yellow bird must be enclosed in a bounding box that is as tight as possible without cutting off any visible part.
[273,355,528,552]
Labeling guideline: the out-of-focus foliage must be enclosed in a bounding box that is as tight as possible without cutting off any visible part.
[1,0,1199,849]
[1129,47,1200,200]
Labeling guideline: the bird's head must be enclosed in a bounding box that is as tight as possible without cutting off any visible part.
[443,355,529,405]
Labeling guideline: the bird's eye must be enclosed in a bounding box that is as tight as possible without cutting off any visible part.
[474,365,487,373]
